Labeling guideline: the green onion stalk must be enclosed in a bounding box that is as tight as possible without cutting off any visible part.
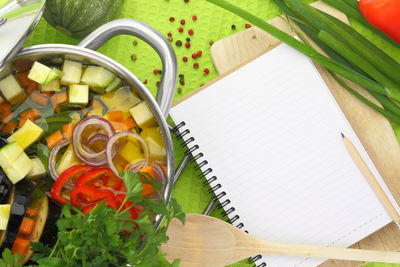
[206,0,400,126]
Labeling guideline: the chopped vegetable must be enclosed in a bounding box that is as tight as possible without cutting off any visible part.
[8,119,44,149]
[40,78,60,92]
[81,66,115,92]
[45,130,63,149]
[56,143,82,175]
[31,91,49,106]
[11,237,30,256]
[2,121,16,135]
[3,151,33,184]
[18,217,35,235]
[27,158,46,179]
[49,165,93,204]
[62,123,74,139]
[140,127,167,161]
[0,204,11,230]
[105,77,122,92]
[60,60,83,85]
[118,140,145,164]
[107,110,124,122]
[27,62,53,85]
[68,84,89,104]
[0,75,27,105]
[129,101,157,128]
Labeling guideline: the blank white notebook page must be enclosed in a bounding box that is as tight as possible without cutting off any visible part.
[170,43,397,267]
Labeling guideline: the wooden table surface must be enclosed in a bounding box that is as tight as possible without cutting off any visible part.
[209,1,400,266]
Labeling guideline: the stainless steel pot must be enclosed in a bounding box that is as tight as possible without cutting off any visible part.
[0,18,178,229]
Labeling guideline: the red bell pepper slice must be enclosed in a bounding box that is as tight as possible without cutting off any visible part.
[75,168,123,191]
[70,185,115,207]
[50,165,93,205]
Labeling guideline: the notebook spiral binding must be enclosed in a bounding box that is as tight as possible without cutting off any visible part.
[172,121,266,267]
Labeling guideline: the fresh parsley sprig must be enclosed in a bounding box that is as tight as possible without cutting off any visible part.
[1,171,184,267]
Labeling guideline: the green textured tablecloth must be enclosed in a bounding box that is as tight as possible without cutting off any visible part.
[3,0,400,266]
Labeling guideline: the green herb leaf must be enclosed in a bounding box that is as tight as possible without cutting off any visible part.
[0,248,23,267]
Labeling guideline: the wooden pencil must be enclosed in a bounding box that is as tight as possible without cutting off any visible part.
[342,133,400,228]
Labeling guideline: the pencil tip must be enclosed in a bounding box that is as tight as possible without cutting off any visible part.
[341,132,345,138]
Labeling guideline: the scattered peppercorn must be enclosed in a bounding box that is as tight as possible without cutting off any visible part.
[231,24,236,30]
[196,50,202,57]
[169,17,175,22]
[182,56,188,62]
[180,19,185,25]
[131,54,137,61]
[179,74,184,78]
[203,68,210,75]
[186,37,191,42]
[192,15,197,21]
[179,79,185,85]
[176,40,183,47]
[167,33,172,37]
[185,42,191,48]
[192,53,197,59]
[153,69,159,75]
[168,37,173,42]
[188,29,194,35]
[133,40,138,46]
[177,87,182,94]
[156,81,160,87]
[143,79,148,84]
[184,0,189,3]
[245,24,251,28]
[178,27,183,33]
[158,70,162,74]
[193,63,199,69]
[209,40,214,46]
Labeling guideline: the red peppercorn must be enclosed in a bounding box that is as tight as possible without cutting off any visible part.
[203,68,210,75]
[180,19,185,25]
[178,27,183,33]
[184,0,189,3]
[188,29,194,35]
[182,56,188,62]
[143,79,148,84]
[153,69,159,75]
[185,42,190,48]
[180,79,185,85]
[192,53,197,59]
[167,32,172,37]
[169,17,175,22]
[193,63,199,69]
[245,23,251,28]
[196,50,202,57]
[192,15,197,21]
[156,81,160,86]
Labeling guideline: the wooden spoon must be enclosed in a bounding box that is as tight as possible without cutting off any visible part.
[161,214,400,267]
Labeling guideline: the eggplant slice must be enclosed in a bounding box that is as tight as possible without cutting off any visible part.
[0,180,35,253]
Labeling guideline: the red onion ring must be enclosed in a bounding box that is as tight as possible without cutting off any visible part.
[72,115,115,166]
[87,134,108,146]
[150,162,166,186]
[125,160,147,173]
[49,138,76,190]
[106,131,149,176]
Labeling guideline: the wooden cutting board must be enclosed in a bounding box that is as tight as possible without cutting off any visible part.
[210,2,400,267]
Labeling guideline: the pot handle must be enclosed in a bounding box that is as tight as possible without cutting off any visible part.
[77,19,177,118]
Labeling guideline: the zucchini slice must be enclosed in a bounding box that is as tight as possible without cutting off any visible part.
[0,180,34,253]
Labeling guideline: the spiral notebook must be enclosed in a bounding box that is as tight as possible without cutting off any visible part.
[169,43,400,267]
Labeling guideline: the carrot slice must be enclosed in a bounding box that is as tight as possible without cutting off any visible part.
[46,130,63,149]
[18,217,35,235]
[31,91,49,106]
[62,123,74,139]
[2,121,16,134]
[108,110,124,122]
[21,109,41,120]
[16,72,31,88]
[25,208,38,216]
[122,117,136,130]
[11,236,30,256]
[139,166,156,197]
[111,121,128,131]
[26,82,38,95]
[91,99,104,109]
[51,92,68,113]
